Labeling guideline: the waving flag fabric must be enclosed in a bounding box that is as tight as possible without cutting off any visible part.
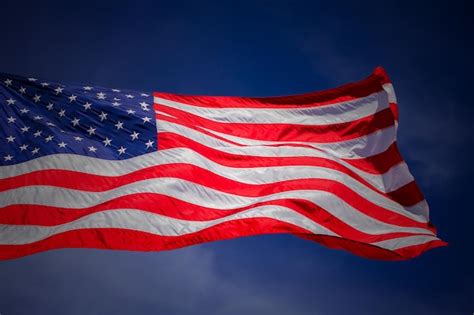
[0,67,445,260]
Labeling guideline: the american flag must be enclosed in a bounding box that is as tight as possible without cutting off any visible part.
[0,67,445,260]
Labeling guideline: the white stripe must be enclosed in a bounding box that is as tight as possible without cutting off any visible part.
[154,150,413,196]
[157,111,176,119]
[382,83,397,104]
[154,90,389,125]
[202,125,397,159]
[405,200,429,220]
[216,147,413,193]
[0,153,426,222]
[157,119,397,159]
[0,143,414,194]
[0,178,432,234]
[0,207,337,245]
[372,234,440,251]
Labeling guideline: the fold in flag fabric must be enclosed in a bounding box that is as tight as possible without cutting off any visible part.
[0,67,446,260]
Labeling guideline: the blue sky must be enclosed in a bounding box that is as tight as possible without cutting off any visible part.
[0,1,472,314]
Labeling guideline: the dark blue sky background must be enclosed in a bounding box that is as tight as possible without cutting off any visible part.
[0,1,472,314]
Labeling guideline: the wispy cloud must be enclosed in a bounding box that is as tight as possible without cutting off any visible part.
[0,245,324,315]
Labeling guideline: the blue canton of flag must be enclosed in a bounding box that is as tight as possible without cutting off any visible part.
[0,73,156,165]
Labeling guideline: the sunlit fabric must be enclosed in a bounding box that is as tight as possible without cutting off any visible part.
[0,67,445,260]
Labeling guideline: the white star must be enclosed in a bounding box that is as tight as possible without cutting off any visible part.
[33,130,43,138]
[140,104,150,112]
[112,101,121,107]
[83,102,92,110]
[33,94,41,103]
[6,136,15,142]
[58,109,66,117]
[46,122,55,126]
[33,115,42,120]
[31,147,40,155]
[125,94,134,99]
[115,121,124,130]
[6,98,16,105]
[83,86,93,91]
[98,111,108,121]
[28,78,37,82]
[46,103,54,110]
[71,117,80,126]
[142,116,152,123]
[19,108,29,114]
[141,93,150,97]
[4,154,13,161]
[19,87,26,94]
[145,140,154,149]
[19,144,28,151]
[117,146,127,155]
[113,97,120,101]
[4,79,12,86]
[88,146,97,153]
[7,116,16,123]
[58,142,67,148]
[112,89,121,92]
[126,109,136,115]
[54,87,64,94]
[45,135,54,142]
[86,126,96,136]
[74,136,83,141]
[103,137,112,146]
[68,94,77,102]
[130,131,140,140]
[96,92,106,99]
[40,82,49,87]
[20,126,30,133]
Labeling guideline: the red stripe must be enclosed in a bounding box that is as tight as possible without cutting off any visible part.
[0,162,387,195]
[159,131,402,176]
[387,181,425,207]
[157,132,425,207]
[157,114,245,146]
[153,66,391,109]
[157,113,385,154]
[0,137,420,207]
[157,115,406,177]
[0,218,317,260]
[299,234,446,260]
[155,104,396,143]
[0,165,432,231]
[0,219,445,261]
[0,196,430,244]
[342,142,404,174]
[390,102,399,121]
